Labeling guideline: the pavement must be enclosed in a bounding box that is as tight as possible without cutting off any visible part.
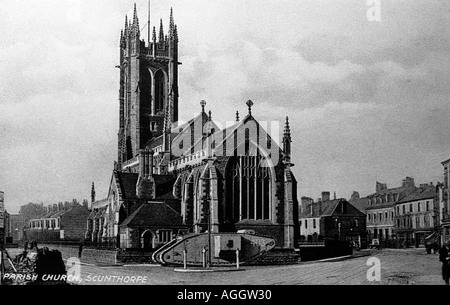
[5,246,446,285]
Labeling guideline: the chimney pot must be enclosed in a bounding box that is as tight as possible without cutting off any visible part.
[321,191,330,202]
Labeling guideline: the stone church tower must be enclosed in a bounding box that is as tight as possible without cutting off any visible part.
[117,4,179,169]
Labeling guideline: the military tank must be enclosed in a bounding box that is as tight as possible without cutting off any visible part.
[153,231,276,267]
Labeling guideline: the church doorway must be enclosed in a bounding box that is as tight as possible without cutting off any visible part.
[142,230,155,250]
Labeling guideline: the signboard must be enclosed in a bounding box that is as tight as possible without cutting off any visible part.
[0,191,4,229]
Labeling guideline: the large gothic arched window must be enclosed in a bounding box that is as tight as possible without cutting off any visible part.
[225,153,271,222]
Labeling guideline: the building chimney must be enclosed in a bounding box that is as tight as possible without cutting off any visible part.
[91,182,96,204]
[53,204,58,212]
[402,177,415,188]
[376,182,387,193]
[351,191,360,200]
[300,197,313,213]
[136,149,155,199]
[58,202,64,211]
[322,191,330,202]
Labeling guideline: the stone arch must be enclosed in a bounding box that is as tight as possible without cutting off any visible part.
[182,171,195,225]
[141,229,155,250]
[154,69,168,114]
[224,140,275,222]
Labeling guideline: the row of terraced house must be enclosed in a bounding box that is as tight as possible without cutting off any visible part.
[299,156,450,250]
[345,159,450,248]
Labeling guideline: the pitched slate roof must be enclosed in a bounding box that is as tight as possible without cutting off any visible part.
[92,198,108,209]
[299,199,338,218]
[144,135,164,151]
[116,172,176,200]
[396,185,436,204]
[119,201,183,228]
[117,172,139,199]
[348,197,370,214]
[300,199,366,219]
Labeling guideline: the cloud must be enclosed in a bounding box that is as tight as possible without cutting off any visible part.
[1,0,450,213]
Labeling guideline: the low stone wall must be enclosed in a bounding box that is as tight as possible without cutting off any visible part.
[39,244,117,265]
[117,249,154,264]
[246,248,300,265]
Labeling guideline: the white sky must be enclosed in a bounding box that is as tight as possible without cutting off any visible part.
[1,0,450,213]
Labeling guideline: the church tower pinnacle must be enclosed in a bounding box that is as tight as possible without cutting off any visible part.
[283,116,292,164]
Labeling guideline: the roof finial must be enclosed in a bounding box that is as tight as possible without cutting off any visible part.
[334,191,337,200]
[200,100,206,113]
[159,18,164,42]
[236,111,240,122]
[133,3,138,24]
[284,116,291,134]
[91,182,96,204]
[169,7,175,36]
[283,116,292,162]
[208,110,212,121]
[152,26,157,42]
[148,0,151,47]
[246,100,254,115]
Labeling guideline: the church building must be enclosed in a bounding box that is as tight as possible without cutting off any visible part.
[86,4,299,251]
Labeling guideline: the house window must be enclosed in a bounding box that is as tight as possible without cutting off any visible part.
[379,213,382,222]
[374,214,377,221]
[158,230,173,243]
[403,205,406,214]
[418,202,421,212]
[354,219,359,227]
[313,219,316,229]
[410,204,413,213]
[397,219,400,227]
[305,219,308,229]
[391,212,394,220]
[368,214,371,222]
[385,212,388,221]
[426,201,430,211]
[416,216,420,228]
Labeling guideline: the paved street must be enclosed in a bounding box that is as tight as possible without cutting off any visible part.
[4,247,445,285]
[70,248,445,285]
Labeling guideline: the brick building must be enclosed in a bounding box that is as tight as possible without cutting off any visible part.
[299,192,367,247]
[349,177,418,247]
[394,184,438,248]
[25,201,90,242]
[87,4,299,251]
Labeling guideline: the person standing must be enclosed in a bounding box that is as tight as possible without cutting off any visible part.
[439,240,450,285]
[78,243,83,259]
